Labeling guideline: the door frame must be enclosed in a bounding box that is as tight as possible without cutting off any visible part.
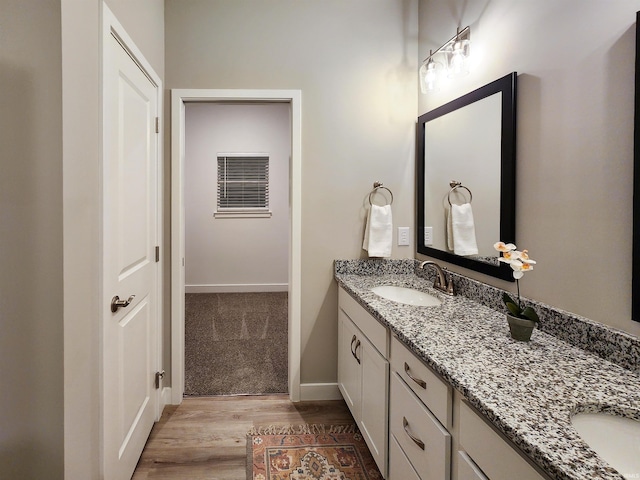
[171,89,302,403]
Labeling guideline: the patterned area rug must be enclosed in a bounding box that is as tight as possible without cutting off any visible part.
[247,424,382,480]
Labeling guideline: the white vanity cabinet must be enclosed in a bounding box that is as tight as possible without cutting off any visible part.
[389,335,453,480]
[337,287,389,477]
[337,285,552,480]
[386,331,551,480]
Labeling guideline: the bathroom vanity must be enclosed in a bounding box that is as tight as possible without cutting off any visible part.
[338,286,390,473]
[335,259,640,480]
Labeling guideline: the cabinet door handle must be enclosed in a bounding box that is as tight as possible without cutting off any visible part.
[404,362,427,389]
[350,335,357,359]
[354,340,361,364]
[403,416,425,450]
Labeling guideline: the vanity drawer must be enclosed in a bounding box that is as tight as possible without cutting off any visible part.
[391,335,452,428]
[459,401,546,480]
[389,433,422,480]
[390,372,451,480]
[339,287,389,358]
[457,451,488,480]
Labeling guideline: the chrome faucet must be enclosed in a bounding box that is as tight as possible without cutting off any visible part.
[419,261,455,296]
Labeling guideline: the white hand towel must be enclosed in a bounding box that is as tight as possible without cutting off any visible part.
[449,203,478,256]
[447,208,454,252]
[363,204,393,258]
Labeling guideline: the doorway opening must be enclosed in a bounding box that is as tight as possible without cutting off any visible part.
[183,102,290,395]
[171,89,302,403]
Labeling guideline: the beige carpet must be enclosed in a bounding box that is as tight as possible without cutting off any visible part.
[185,292,288,396]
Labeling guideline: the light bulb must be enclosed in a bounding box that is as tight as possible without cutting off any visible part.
[419,58,443,93]
[425,63,438,86]
[448,39,470,78]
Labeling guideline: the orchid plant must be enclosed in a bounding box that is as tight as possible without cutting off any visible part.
[494,242,539,322]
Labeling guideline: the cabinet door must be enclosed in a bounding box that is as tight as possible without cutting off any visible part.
[360,334,389,475]
[338,309,362,420]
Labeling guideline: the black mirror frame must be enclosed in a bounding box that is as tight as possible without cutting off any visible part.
[416,72,517,281]
[633,12,640,321]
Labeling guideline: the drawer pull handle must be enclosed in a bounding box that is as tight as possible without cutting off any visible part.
[403,416,425,450]
[350,335,361,364]
[404,362,427,389]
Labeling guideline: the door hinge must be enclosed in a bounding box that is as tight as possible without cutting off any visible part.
[155,245,160,262]
[155,116,159,133]
[155,370,165,389]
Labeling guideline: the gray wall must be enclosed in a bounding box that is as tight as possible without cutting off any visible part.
[0,1,63,477]
[419,0,640,337]
[107,0,165,75]
[184,103,290,291]
[165,0,419,385]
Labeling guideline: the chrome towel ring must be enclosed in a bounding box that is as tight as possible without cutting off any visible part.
[369,182,394,206]
[447,181,472,206]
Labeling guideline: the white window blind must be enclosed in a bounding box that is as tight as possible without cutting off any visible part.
[217,155,269,212]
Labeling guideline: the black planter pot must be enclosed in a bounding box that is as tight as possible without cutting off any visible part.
[506,314,536,341]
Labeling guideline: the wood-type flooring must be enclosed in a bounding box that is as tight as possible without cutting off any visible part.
[132,395,354,479]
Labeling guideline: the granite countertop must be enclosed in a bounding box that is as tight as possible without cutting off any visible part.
[334,270,640,480]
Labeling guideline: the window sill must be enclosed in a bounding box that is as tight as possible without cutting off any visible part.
[213,211,273,219]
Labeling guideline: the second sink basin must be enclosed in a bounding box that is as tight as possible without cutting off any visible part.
[571,411,640,478]
[370,285,441,307]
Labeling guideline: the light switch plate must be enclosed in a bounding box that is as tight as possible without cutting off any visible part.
[424,226,433,246]
[398,227,410,246]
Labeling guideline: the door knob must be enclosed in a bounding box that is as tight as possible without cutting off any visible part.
[111,295,136,312]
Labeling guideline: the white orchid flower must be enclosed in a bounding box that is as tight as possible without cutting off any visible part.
[494,241,516,253]
[509,259,534,279]
[497,247,536,268]
[503,249,520,262]
[520,249,536,265]
[495,242,537,280]
[495,240,539,324]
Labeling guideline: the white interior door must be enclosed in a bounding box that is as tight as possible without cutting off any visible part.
[103,27,160,480]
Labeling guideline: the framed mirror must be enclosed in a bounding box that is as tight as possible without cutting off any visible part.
[417,72,517,281]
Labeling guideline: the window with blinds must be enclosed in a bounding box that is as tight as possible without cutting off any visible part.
[216,155,270,217]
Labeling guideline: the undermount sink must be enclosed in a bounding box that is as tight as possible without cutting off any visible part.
[370,285,442,307]
[571,411,640,478]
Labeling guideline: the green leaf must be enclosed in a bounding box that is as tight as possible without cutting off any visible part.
[521,307,539,322]
[505,301,521,316]
[503,292,517,306]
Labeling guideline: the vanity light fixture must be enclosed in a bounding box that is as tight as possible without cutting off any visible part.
[419,52,444,92]
[419,26,471,93]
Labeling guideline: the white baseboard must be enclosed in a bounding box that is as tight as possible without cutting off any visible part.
[157,386,174,420]
[161,384,340,405]
[185,283,288,293]
[161,386,174,407]
[299,382,342,401]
